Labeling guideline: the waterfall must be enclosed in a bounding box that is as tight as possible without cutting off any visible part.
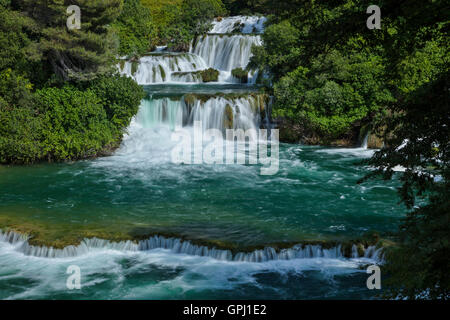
[119,53,208,84]
[210,16,267,34]
[190,34,261,72]
[135,94,267,133]
[137,98,185,130]
[0,229,384,262]
[119,16,266,84]
[361,131,369,149]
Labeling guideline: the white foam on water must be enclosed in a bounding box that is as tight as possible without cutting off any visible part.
[191,35,261,73]
[119,53,208,84]
[210,16,267,34]
[0,231,381,299]
[316,147,376,158]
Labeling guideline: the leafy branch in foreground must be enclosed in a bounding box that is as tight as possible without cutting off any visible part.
[362,71,449,300]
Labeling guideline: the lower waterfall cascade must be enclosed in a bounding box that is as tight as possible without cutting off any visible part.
[0,230,384,262]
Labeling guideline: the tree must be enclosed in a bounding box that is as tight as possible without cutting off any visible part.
[365,72,449,299]
[15,0,124,81]
[112,0,158,56]
[360,0,449,299]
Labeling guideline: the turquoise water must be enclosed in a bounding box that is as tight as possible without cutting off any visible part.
[0,96,404,299]
[0,144,401,246]
[0,242,385,299]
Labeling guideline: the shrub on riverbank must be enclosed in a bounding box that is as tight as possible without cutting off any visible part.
[0,2,145,164]
[0,73,144,164]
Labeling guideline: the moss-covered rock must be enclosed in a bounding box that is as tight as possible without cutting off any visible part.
[367,133,384,149]
[119,60,125,72]
[224,104,234,129]
[131,61,139,76]
[159,65,166,81]
[200,68,219,82]
[232,67,248,83]
[232,21,244,33]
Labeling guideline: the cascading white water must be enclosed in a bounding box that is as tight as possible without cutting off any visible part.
[119,16,266,84]
[188,96,263,132]
[135,94,265,133]
[361,131,369,149]
[137,98,185,130]
[119,53,208,84]
[0,229,384,262]
[190,35,261,81]
[210,16,267,34]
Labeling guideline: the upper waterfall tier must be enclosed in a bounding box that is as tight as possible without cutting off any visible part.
[118,53,208,85]
[190,35,261,72]
[210,16,267,34]
[119,16,266,84]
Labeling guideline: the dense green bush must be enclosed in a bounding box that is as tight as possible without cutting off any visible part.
[0,73,144,164]
[34,86,113,160]
[273,50,393,140]
[0,69,44,164]
[112,0,159,56]
[87,74,144,128]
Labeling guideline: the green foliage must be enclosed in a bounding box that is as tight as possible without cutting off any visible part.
[0,6,45,84]
[223,0,269,15]
[180,0,226,35]
[249,20,300,80]
[0,74,144,164]
[200,68,219,82]
[273,49,393,140]
[0,69,43,164]
[0,68,33,106]
[368,73,449,299]
[382,188,450,300]
[33,86,114,160]
[87,74,144,128]
[142,0,226,51]
[0,2,148,164]
[112,0,158,56]
[17,0,124,81]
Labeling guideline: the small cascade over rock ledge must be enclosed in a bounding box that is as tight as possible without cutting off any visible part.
[1,229,384,262]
